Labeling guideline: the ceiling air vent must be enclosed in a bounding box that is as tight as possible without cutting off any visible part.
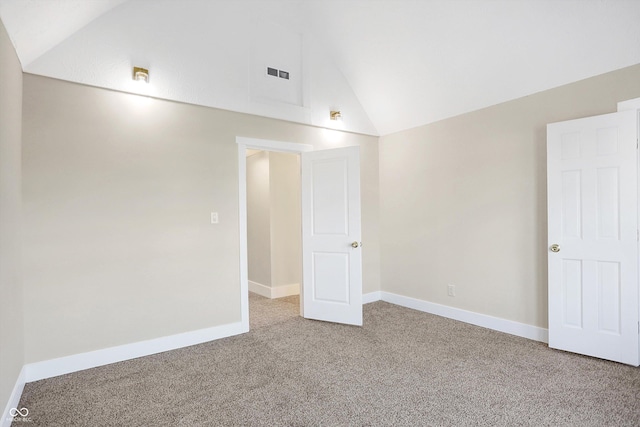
[266,66,290,80]
[267,67,278,77]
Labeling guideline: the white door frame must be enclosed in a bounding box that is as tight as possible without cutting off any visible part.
[618,98,640,362]
[618,98,640,361]
[236,136,313,332]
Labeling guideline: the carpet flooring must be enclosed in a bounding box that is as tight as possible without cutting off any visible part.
[13,293,640,426]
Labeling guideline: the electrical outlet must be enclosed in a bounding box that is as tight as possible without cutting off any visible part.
[211,212,219,224]
[447,284,456,297]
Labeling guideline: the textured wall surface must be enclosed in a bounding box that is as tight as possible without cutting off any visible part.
[247,151,272,286]
[22,74,380,364]
[379,64,640,329]
[247,151,301,290]
[0,17,24,414]
[269,152,302,289]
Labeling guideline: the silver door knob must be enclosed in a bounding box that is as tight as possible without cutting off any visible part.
[351,241,360,248]
[550,244,560,253]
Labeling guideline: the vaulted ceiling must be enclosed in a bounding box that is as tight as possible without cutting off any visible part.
[1,0,639,136]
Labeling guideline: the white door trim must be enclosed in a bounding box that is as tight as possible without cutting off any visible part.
[617,97,640,112]
[236,137,313,331]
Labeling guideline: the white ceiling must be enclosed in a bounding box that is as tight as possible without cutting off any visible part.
[0,0,127,66]
[1,0,639,136]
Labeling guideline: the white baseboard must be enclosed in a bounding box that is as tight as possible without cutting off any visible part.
[249,281,299,299]
[248,280,271,298]
[271,283,300,298]
[2,291,547,422]
[362,291,381,304]
[24,321,244,383]
[380,292,548,343]
[1,366,26,427]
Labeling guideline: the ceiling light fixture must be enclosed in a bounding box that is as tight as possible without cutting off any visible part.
[330,110,342,121]
[132,66,149,83]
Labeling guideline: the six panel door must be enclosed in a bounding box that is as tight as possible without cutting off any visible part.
[547,110,639,366]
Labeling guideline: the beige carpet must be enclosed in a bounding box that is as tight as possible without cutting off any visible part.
[14,293,640,426]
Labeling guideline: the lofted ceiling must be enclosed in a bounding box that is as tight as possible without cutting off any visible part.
[1,0,639,136]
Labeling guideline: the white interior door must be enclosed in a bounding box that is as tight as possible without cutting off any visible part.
[547,109,639,366]
[301,146,362,326]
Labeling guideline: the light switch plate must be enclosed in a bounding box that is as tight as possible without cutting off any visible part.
[211,212,219,224]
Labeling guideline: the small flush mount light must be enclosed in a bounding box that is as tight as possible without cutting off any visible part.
[330,110,342,121]
[132,66,149,83]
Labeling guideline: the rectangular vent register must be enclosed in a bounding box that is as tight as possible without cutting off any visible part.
[266,66,290,80]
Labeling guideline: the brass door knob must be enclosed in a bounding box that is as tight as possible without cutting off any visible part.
[351,241,360,248]
[550,244,560,253]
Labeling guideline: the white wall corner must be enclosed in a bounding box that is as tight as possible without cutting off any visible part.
[249,281,300,299]
[248,281,272,298]
[380,292,549,343]
[23,322,245,383]
[271,283,300,299]
[1,366,26,427]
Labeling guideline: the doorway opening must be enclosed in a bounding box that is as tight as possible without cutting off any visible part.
[245,148,302,329]
[237,137,364,331]
[237,137,313,332]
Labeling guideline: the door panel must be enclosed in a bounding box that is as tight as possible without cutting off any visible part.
[313,253,349,302]
[547,110,639,366]
[301,146,362,326]
[561,170,582,238]
[562,259,582,328]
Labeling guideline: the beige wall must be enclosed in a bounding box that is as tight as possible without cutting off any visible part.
[247,151,302,290]
[22,74,380,363]
[269,152,301,288]
[247,151,272,286]
[0,18,24,410]
[379,64,640,329]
